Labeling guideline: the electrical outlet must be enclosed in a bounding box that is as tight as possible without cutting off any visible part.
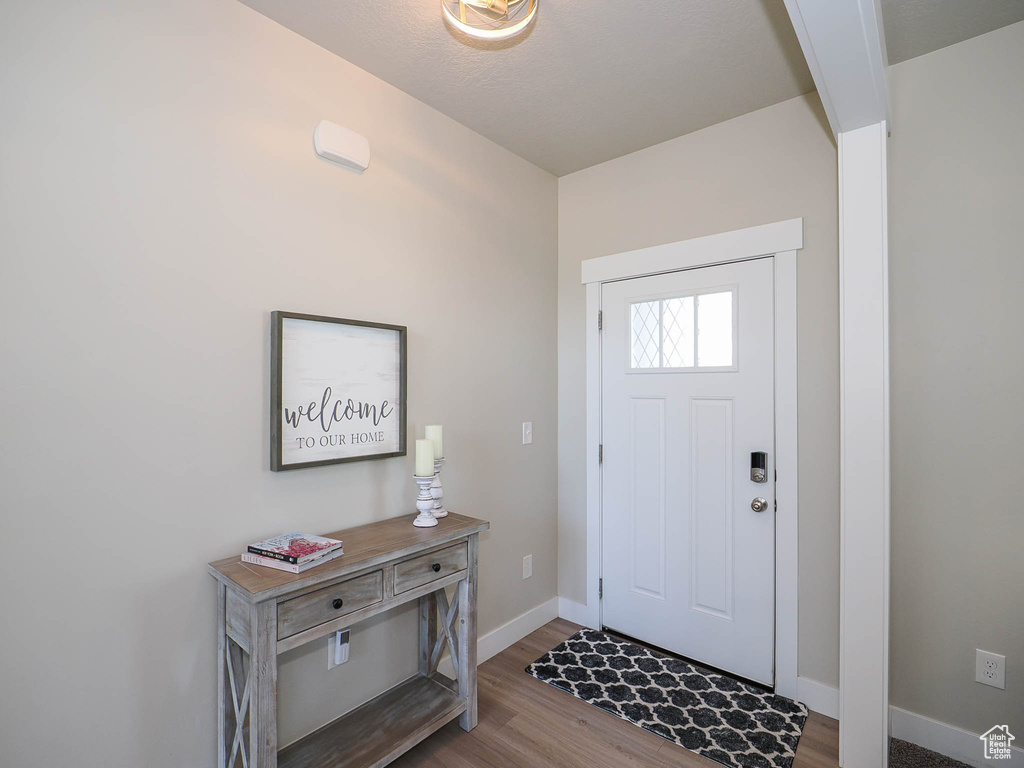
[975,649,1005,689]
[522,422,533,445]
[328,630,350,670]
[523,554,533,579]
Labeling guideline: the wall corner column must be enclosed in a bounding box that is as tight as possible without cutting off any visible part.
[838,120,891,768]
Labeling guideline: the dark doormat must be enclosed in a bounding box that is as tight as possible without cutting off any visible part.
[889,738,973,768]
[525,628,808,768]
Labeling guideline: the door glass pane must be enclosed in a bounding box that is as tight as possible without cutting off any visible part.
[696,291,733,367]
[662,296,695,367]
[630,301,661,368]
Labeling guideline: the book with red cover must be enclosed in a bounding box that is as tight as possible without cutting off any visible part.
[247,532,343,565]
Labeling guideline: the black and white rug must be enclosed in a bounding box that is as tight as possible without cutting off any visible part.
[525,628,808,768]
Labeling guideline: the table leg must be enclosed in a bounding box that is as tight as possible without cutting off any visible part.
[419,592,438,676]
[248,600,278,768]
[458,533,479,731]
[217,583,228,768]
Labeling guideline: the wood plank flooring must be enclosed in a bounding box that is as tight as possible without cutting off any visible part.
[390,618,839,768]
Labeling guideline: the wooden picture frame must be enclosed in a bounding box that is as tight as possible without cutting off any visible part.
[270,311,407,471]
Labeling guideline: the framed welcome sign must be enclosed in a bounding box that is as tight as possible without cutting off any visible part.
[270,311,407,471]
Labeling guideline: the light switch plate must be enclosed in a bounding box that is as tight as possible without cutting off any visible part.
[523,554,533,579]
[522,422,533,445]
[975,649,1006,689]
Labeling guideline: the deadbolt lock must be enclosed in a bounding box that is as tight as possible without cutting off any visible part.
[750,451,768,483]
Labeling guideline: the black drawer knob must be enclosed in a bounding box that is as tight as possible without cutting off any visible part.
[332,598,344,610]
[431,563,441,572]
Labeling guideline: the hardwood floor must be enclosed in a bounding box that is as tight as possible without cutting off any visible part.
[391,618,839,768]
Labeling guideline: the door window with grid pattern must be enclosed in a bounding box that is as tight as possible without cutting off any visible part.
[629,289,736,370]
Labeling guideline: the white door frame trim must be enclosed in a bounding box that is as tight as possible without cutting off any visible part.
[581,218,804,700]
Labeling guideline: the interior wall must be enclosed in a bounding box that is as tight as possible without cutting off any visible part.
[888,20,1024,734]
[0,0,558,764]
[557,93,841,687]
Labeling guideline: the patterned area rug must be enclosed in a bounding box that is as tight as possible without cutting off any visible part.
[526,628,808,768]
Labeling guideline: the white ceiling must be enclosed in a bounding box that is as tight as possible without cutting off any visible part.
[240,0,1024,176]
[240,0,815,176]
[881,0,1024,64]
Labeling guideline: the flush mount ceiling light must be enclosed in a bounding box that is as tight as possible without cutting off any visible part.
[441,0,538,40]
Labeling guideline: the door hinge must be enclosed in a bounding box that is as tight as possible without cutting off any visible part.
[597,310,603,331]
[598,444,603,464]
[599,578,603,599]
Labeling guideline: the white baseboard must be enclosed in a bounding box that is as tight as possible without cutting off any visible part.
[557,597,591,627]
[438,596,559,678]
[890,706,1024,767]
[796,677,840,719]
[479,597,559,663]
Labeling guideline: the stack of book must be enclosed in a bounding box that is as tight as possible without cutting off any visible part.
[242,532,344,574]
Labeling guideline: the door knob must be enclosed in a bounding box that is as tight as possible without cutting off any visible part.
[751,497,769,513]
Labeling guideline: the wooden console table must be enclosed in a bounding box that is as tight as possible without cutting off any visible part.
[208,512,489,768]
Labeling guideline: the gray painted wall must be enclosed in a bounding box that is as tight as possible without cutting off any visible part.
[888,20,1024,734]
[557,94,841,687]
[0,0,558,763]
[4,0,1019,757]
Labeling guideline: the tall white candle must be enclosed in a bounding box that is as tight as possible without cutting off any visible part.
[425,425,443,459]
[415,438,435,477]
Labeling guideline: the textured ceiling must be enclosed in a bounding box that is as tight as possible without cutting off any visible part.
[882,0,1024,64]
[239,0,816,176]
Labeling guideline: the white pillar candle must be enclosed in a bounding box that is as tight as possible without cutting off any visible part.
[415,438,435,477]
[425,425,443,459]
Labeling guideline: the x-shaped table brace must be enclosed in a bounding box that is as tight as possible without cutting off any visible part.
[428,587,461,677]
[225,640,251,768]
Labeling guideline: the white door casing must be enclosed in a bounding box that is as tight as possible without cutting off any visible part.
[580,218,803,700]
[601,259,776,685]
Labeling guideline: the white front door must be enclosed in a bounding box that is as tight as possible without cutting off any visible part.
[601,257,776,685]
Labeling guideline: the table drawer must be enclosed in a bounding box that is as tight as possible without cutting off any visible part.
[393,542,468,595]
[277,570,383,640]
